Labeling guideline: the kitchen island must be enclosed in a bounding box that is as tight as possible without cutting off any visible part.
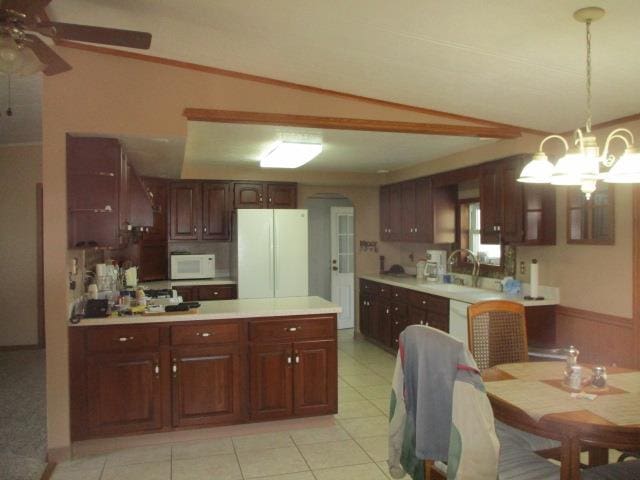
[69,296,340,441]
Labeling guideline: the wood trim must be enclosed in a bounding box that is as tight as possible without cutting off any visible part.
[556,305,632,328]
[37,183,45,348]
[634,184,640,368]
[183,108,521,139]
[40,462,57,480]
[53,39,547,136]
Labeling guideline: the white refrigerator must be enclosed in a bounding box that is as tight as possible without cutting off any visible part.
[234,209,309,299]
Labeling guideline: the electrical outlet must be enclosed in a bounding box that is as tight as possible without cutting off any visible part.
[519,261,526,274]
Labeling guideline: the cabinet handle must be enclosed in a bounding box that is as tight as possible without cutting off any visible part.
[394,321,399,326]
[294,354,300,364]
[269,197,273,203]
[415,227,418,232]
[154,363,160,379]
[287,355,292,365]
[385,307,390,314]
[284,326,300,332]
[213,291,219,296]
[193,225,198,234]
[421,300,426,305]
[117,336,134,342]
[172,359,178,378]
[203,225,207,233]
[196,332,213,337]
[394,307,398,311]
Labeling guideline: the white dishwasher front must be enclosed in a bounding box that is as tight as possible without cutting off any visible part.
[448,300,469,347]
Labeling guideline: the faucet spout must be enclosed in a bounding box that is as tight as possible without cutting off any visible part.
[447,248,481,287]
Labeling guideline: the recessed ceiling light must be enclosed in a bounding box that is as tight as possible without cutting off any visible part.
[260,142,322,168]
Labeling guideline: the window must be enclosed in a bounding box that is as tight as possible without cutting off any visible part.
[468,202,501,265]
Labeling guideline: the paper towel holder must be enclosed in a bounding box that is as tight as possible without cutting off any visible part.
[524,259,545,300]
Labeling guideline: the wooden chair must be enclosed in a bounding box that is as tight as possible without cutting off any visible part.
[467,300,528,371]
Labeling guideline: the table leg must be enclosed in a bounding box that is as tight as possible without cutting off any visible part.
[560,436,582,480]
[588,447,609,467]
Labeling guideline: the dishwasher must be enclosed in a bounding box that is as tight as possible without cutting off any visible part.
[448,300,469,347]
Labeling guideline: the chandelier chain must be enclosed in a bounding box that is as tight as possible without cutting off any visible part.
[586,19,592,133]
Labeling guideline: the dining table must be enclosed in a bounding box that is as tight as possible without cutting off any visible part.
[482,361,640,480]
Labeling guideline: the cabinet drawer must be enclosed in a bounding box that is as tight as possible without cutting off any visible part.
[197,285,237,301]
[376,283,392,298]
[390,286,407,301]
[407,290,430,309]
[360,280,376,294]
[171,322,241,346]
[86,326,160,353]
[249,316,335,342]
[427,294,449,316]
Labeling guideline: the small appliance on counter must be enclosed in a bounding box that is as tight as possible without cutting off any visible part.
[170,253,215,280]
[424,250,447,282]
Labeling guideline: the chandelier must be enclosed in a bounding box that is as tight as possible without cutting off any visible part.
[517,7,640,199]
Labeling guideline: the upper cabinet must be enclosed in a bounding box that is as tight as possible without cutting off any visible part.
[380,178,456,243]
[233,182,297,209]
[67,136,153,249]
[480,155,556,246]
[169,181,231,241]
[567,184,614,245]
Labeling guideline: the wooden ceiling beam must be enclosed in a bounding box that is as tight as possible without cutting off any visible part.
[183,108,522,139]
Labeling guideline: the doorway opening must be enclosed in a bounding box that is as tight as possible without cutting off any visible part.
[304,195,355,329]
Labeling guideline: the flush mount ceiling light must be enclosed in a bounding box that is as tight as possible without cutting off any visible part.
[260,141,323,168]
[518,7,640,199]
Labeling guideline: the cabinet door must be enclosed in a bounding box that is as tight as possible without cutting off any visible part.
[401,181,417,241]
[293,340,337,416]
[141,178,167,244]
[389,184,404,241]
[359,295,371,336]
[427,312,450,333]
[249,343,293,420]
[415,177,434,243]
[408,307,428,327]
[169,182,201,240]
[376,301,393,347]
[175,286,196,302]
[86,352,162,437]
[128,166,154,228]
[139,244,168,281]
[234,182,265,209]
[202,182,230,240]
[501,160,524,244]
[379,185,391,241]
[172,346,243,428]
[523,184,556,245]
[267,184,297,209]
[480,164,502,244]
[197,285,237,301]
[390,302,408,350]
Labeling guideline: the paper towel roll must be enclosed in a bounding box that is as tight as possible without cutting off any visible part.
[530,259,539,299]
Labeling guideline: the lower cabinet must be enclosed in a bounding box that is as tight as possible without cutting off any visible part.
[175,284,237,302]
[70,313,337,440]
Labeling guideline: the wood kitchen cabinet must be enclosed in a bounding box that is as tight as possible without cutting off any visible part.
[139,178,168,281]
[174,284,237,302]
[233,182,297,209]
[169,181,231,241]
[249,342,293,420]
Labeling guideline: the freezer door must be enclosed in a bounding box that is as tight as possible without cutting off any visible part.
[274,209,309,297]
[237,210,274,299]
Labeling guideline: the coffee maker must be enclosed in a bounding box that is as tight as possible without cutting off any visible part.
[424,250,447,282]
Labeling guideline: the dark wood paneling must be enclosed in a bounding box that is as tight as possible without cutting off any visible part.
[501,159,524,244]
[415,177,434,242]
[249,343,293,420]
[172,345,243,427]
[141,177,168,244]
[127,166,154,228]
[388,184,403,241]
[293,340,337,416]
[556,306,634,367]
[401,180,417,240]
[525,305,557,348]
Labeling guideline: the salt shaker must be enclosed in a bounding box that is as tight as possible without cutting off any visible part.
[591,366,607,388]
[564,345,580,387]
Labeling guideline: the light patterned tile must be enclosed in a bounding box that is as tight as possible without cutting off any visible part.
[51,468,102,480]
[337,364,374,376]
[53,455,106,472]
[105,445,171,467]
[338,384,365,402]
[297,439,370,470]
[252,473,316,480]
[172,454,242,480]
[355,435,388,461]
[340,373,388,388]
[290,425,350,445]
[335,400,385,420]
[377,461,406,479]
[369,397,391,415]
[355,384,391,400]
[172,437,234,460]
[313,462,388,480]
[101,461,170,480]
[237,446,308,479]
[232,431,294,452]
[338,416,388,439]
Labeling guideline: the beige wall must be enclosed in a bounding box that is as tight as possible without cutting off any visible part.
[0,143,42,346]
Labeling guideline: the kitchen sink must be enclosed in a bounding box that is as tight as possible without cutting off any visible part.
[422,283,478,294]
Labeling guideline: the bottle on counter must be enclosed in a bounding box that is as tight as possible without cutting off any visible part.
[135,287,147,307]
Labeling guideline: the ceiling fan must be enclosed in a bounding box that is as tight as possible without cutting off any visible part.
[0,0,152,76]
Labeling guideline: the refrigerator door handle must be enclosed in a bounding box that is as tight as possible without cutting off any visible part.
[268,221,274,295]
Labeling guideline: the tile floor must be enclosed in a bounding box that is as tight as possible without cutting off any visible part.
[52,329,401,480]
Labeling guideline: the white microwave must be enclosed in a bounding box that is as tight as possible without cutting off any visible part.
[170,254,215,280]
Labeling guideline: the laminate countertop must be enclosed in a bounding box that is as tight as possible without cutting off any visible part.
[70,296,341,327]
[360,274,559,307]
[139,277,237,288]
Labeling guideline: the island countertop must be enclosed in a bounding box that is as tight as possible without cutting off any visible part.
[71,296,341,327]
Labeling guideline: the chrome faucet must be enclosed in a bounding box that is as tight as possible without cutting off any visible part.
[447,248,480,287]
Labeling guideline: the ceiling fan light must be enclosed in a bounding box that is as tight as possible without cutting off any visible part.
[260,142,322,168]
[603,147,640,183]
[14,48,45,76]
[0,36,25,74]
[517,152,554,183]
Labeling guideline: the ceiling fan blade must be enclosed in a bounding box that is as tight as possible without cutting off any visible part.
[37,21,151,49]
[24,33,71,75]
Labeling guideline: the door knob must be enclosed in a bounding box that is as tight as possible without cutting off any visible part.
[332,266,338,271]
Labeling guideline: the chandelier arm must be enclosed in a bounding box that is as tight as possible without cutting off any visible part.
[538,134,569,154]
[573,128,586,153]
[601,130,634,167]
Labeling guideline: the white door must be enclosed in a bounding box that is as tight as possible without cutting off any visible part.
[237,210,274,299]
[330,207,354,329]
[274,209,309,297]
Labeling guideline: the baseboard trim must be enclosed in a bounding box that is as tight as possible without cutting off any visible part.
[40,462,57,480]
[556,305,632,328]
[0,344,43,351]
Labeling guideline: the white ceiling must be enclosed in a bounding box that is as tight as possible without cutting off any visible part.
[47,0,640,134]
[184,121,495,174]
[119,136,185,178]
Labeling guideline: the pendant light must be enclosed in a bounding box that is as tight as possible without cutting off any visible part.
[517,7,640,199]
